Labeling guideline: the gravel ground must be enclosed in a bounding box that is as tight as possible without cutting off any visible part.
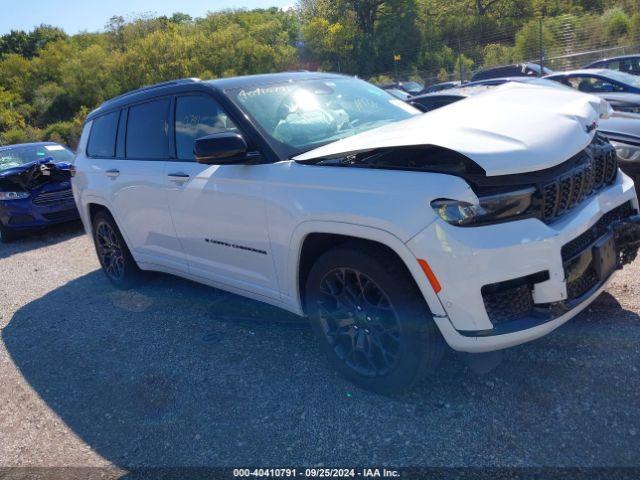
[0,221,639,470]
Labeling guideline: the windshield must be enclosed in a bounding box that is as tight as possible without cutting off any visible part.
[401,81,424,92]
[226,77,420,158]
[0,144,74,172]
[604,70,640,88]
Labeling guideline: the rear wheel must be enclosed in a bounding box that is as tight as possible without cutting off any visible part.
[92,210,142,289]
[305,243,445,393]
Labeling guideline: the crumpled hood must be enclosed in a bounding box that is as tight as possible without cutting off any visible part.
[294,82,610,176]
[0,158,73,190]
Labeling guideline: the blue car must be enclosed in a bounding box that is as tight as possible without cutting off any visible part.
[545,69,640,95]
[0,142,79,242]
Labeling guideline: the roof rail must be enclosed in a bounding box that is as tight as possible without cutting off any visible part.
[101,77,201,106]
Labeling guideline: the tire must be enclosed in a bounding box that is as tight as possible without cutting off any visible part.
[91,210,143,289]
[305,242,445,393]
[0,222,18,243]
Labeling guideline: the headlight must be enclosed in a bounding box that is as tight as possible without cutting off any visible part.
[610,140,640,162]
[431,187,535,227]
[0,191,30,201]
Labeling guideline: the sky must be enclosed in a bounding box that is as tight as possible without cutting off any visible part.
[0,0,294,35]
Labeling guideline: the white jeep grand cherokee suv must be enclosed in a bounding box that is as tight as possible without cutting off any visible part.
[73,72,640,392]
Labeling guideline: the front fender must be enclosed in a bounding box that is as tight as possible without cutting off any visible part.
[284,220,446,318]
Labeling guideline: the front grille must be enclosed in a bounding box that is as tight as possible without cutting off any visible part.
[481,272,548,325]
[483,284,534,325]
[8,214,35,225]
[42,209,78,221]
[32,188,74,206]
[470,135,620,227]
[540,137,618,223]
[561,201,636,261]
[566,268,599,300]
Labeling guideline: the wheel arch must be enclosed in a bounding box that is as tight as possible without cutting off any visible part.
[288,221,446,318]
[82,198,135,254]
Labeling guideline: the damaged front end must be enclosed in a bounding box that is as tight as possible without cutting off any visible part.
[0,158,78,237]
[0,158,74,192]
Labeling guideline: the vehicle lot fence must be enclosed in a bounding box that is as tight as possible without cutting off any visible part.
[370,12,640,87]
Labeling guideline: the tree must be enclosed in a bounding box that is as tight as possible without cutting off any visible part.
[0,87,26,132]
[0,30,31,57]
[348,0,386,72]
[301,17,356,70]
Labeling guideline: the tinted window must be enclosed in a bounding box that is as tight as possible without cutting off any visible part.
[175,95,239,160]
[116,109,127,158]
[567,75,624,93]
[87,111,118,158]
[126,99,170,159]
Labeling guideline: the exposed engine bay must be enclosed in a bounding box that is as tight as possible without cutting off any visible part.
[0,159,74,192]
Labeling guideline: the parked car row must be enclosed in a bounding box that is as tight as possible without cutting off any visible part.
[68,71,640,392]
[409,76,640,196]
[416,54,640,96]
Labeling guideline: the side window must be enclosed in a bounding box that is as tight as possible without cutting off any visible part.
[126,99,170,159]
[607,60,620,71]
[175,95,239,160]
[87,111,118,158]
[620,59,640,75]
[568,76,622,93]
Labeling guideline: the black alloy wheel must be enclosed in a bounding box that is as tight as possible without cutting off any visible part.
[91,210,142,288]
[305,243,445,393]
[317,267,401,377]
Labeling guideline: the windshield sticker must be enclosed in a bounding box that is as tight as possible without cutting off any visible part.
[45,145,65,151]
[237,85,292,100]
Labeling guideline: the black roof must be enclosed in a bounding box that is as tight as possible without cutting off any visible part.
[87,71,348,121]
[207,71,345,90]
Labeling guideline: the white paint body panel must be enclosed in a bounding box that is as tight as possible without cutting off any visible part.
[295,82,610,176]
[73,87,639,354]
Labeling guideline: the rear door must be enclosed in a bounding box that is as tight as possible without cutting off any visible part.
[100,99,186,272]
[164,93,280,298]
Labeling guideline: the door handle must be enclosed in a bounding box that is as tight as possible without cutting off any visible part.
[168,172,190,182]
[105,169,120,178]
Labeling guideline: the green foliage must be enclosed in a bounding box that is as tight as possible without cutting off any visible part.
[0,125,43,146]
[0,87,25,132]
[603,8,630,41]
[0,24,67,58]
[454,54,475,81]
[482,43,515,66]
[0,2,638,145]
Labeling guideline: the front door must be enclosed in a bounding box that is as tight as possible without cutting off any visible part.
[165,94,280,298]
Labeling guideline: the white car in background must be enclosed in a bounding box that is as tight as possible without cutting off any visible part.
[72,73,640,392]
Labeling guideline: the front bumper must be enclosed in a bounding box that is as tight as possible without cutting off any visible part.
[407,171,639,353]
[0,196,79,231]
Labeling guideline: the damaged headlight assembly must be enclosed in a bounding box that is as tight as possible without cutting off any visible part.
[610,141,640,163]
[431,187,535,227]
[0,191,30,201]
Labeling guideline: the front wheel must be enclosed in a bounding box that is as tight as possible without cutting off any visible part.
[305,243,445,393]
[92,210,142,289]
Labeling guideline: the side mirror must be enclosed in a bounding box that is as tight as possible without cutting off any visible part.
[194,132,253,165]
